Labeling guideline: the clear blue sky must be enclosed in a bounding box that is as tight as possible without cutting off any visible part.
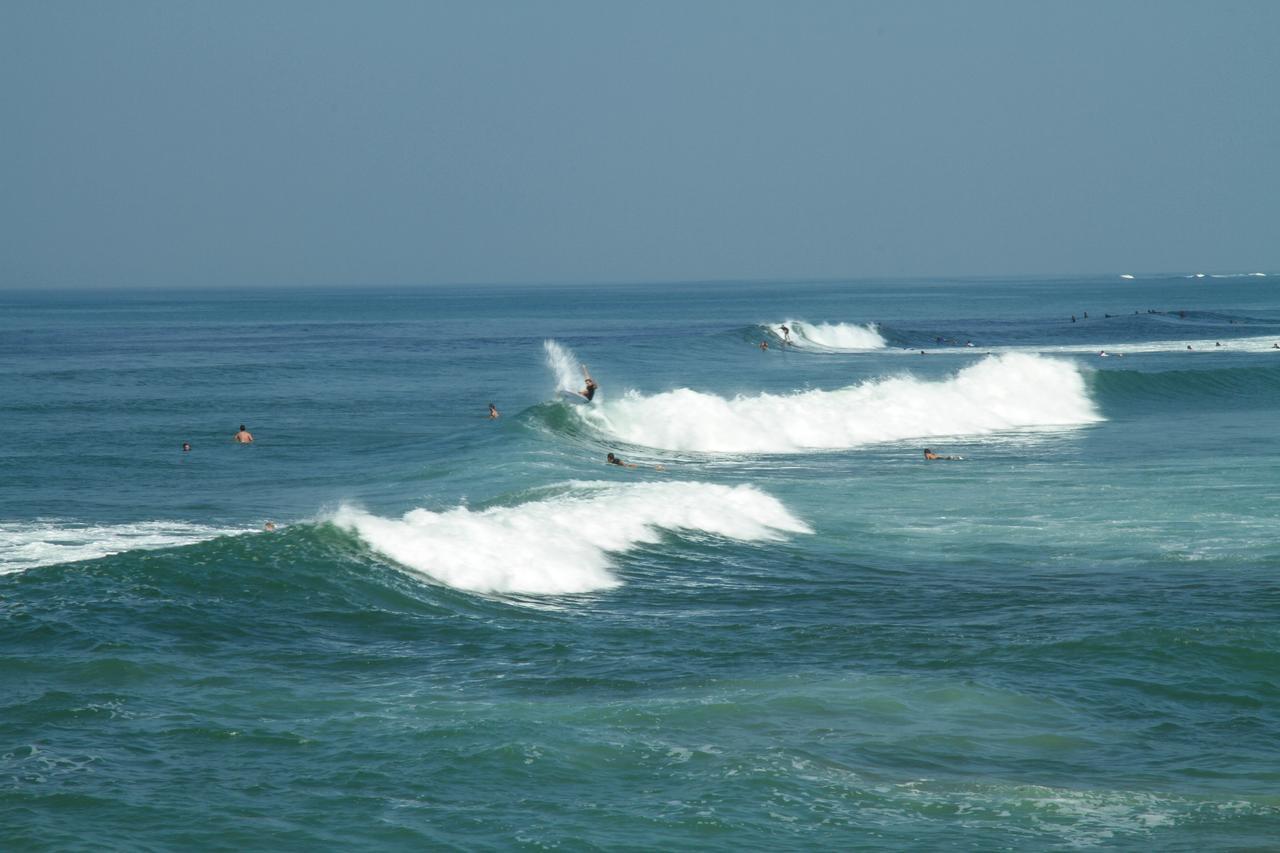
[2,1,1277,288]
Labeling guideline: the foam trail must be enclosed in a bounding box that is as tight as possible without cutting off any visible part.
[543,339,584,393]
[0,520,254,574]
[576,353,1100,453]
[332,482,810,595]
[780,320,886,351]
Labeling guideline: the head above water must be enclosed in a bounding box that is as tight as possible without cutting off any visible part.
[239,424,246,431]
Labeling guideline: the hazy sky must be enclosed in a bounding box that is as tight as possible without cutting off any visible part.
[2,1,1277,288]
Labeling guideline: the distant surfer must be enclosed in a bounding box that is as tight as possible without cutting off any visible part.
[233,425,253,444]
[923,448,960,461]
[780,325,791,344]
[578,366,598,401]
[488,403,499,419]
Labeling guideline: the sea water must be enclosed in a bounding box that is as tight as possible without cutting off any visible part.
[1,275,1278,849]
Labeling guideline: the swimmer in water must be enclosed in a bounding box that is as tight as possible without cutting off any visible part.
[607,452,665,471]
[760,340,769,351]
[488,403,499,419]
[182,441,191,452]
[233,424,253,443]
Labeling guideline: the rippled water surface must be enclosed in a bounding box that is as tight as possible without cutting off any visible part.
[2,276,1279,849]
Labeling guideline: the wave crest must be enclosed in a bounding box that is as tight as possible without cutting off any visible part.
[575,353,1101,453]
[332,482,810,595]
[777,320,886,351]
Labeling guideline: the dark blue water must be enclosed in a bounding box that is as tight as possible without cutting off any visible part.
[3,275,1279,849]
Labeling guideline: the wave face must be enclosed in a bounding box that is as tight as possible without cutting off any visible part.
[577,353,1100,453]
[776,320,886,351]
[332,482,810,595]
[0,520,252,574]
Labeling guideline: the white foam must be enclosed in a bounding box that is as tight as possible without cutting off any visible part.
[780,319,886,351]
[332,482,810,595]
[0,520,253,574]
[574,353,1100,454]
[980,335,1280,356]
[543,339,585,394]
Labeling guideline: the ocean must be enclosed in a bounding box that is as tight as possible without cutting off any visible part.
[2,275,1278,850]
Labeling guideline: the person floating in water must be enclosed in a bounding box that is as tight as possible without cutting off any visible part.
[263,521,276,532]
[578,366,598,401]
[488,403,499,419]
[607,452,665,471]
[233,424,254,443]
[923,448,961,461]
[759,340,769,351]
[182,441,191,452]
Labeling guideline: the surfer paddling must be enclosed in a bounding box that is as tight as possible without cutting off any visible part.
[578,366,598,401]
[923,448,961,461]
[607,452,665,472]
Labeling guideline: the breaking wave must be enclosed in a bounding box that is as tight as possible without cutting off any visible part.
[331,482,810,595]
[0,519,255,574]
[573,353,1101,453]
[771,320,887,351]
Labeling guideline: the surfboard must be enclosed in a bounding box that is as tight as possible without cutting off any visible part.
[558,389,590,405]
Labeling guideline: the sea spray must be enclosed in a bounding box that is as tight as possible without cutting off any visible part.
[543,339,584,393]
[332,482,810,595]
[575,353,1101,453]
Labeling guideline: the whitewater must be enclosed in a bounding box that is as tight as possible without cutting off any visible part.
[564,351,1100,453]
[333,482,810,594]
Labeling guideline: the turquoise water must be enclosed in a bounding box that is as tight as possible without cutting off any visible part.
[2,275,1279,849]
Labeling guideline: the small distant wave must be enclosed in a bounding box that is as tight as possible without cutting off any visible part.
[331,482,810,595]
[0,520,254,574]
[985,334,1280,357]
[570,353,1100,453]
[769,320,887,351]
